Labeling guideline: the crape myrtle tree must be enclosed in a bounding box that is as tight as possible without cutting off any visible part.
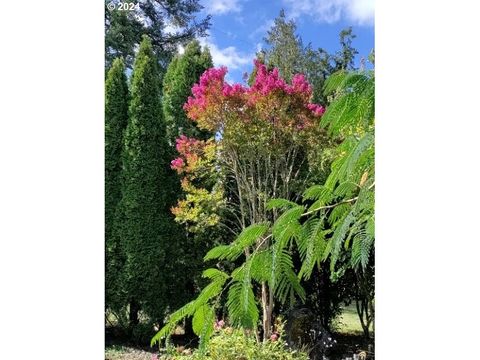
[115,36,179,335]
[152,61,330,351]
[105,58,129,318]
[162,40,213,144]
[105,0,211,69]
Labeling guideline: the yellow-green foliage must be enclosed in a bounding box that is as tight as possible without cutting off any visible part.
[159,328,309,360]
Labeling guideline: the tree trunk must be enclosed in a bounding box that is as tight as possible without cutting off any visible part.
[355,297,370,340]
[129,299,140,330]
[261,282,272,341]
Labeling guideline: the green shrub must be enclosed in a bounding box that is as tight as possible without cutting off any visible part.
[159,327,309,360]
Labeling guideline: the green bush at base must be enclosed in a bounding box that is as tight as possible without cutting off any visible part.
[160,328,309,360]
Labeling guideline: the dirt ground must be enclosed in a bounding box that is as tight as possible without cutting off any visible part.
[105,345,157,360]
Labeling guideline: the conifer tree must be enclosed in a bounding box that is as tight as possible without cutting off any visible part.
[263,11,359,105]
[263,9,304,84]
[116,36,175,330]
[105,0,211,69]
[162,40,213,144]
[105,58,129,315]
[161,39,215,337]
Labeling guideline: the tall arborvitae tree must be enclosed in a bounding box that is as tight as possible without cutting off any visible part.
[161,39,214,337]
[116,36,175,332]
[105,58,129,316]
[162,40,213,144]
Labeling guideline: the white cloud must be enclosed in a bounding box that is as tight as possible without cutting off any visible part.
[283,0,374,26]
[199,38,251,70]
[203,0,242,15]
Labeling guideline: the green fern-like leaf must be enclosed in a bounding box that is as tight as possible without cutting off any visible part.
[227,260,258,329]
[266,198,298,210]
[197,305,215,354]
[272,206,304,244]
[204,244,231,262]
[328,203,352,225]
[326,211,355,271]
[151,300,197,346]
[275,253,306,305]
[195,275,228,306]
[345,133,374,177]
[351,232,374,270]
[202,268,230,282]
[321,93,356,135]
[192,304,210,336]
[303,185,332,201]
[334,181,358,198]
[298,218,327,280]
[250,250,273,283]
[323,70,347,95]
[204,223,269,262]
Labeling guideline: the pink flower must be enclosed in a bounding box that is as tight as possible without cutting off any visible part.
[214,319,225,330]
[270,333,279,342]
[222,83,246,97]
[291,74,312,94]
[307,103,325,117]
[183,67,228,115]
[175,135,201,156]
[170,157,184,170]
[249,60,289,97]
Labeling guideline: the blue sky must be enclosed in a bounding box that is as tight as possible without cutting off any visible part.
[189,0,374,83]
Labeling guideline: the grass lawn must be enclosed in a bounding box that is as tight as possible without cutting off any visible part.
[333,303,373,336]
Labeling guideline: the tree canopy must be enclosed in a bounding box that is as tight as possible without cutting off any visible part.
[162,40,213,144]
[105,0,211,69]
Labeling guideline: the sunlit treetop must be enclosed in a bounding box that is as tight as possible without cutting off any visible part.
[183,60,325,150]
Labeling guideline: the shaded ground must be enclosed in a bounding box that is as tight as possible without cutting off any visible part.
[105,306,374,359]
[105,345,156,360]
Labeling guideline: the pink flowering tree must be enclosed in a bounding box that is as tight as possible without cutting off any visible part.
[172,60,327,235]
[155,60,329,348]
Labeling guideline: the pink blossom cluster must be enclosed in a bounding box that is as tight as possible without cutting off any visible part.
[183,59,325,127]
[307,103,326,117]
[184,67,228,117]
[222,83,247,97]
[290,73,312,94]
[214,319,225,331]
[175,135,201,155]
[250,61,286,96]
[170,157,184,171]
[170,135,204,172]
[250,59,312,97]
